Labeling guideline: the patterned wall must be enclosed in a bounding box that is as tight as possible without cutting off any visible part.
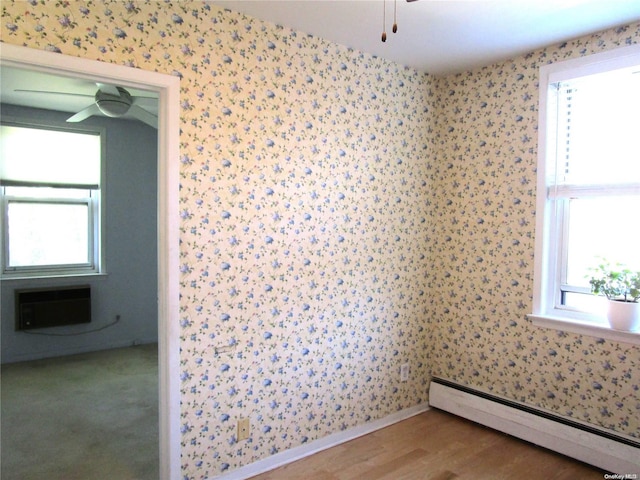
[1,1,638,478]
[429,26,640,440]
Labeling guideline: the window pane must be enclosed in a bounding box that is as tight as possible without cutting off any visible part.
[566,196,640,286]
[563,291,607,314]
[7,202,89,267]
[0,125,100,187]
[559,69,640,186]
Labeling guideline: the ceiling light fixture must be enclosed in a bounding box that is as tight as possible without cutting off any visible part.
[96,87,132,117]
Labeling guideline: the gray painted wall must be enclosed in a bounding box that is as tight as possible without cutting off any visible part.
[0,104,158,363]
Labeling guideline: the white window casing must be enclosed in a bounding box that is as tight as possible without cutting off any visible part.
[530,44,640,345]
[0,120,105,278]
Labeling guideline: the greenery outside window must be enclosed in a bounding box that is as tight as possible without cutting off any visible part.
[530,44,640,342]
[0,122,104,278]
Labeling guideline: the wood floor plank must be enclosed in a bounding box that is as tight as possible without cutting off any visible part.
[249,410,608,480]
[359,448,430,480]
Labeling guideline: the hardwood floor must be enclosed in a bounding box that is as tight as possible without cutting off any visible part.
[249,409,607,480]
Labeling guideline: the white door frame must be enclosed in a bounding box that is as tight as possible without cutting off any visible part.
[0,43,181,480]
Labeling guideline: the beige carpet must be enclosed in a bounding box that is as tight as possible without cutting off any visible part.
[1,344,159,480]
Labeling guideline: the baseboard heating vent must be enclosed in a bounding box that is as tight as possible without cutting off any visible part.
[15,286,91,330]
[429,377,640,474]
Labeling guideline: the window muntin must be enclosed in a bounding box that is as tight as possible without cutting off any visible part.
[533,45,640,329]
[0,123,103,277]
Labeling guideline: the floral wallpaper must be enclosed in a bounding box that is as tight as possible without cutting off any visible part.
[1,1,639,478]
[429,25,640,440]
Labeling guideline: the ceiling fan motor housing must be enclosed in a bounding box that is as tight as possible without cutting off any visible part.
[95,86,132,117]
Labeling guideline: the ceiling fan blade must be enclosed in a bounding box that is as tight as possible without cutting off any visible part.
[96,83,120,96]
[14,89,93,98]
[132,96,158,108]
[129,105,158,129]
[67,104,101,123]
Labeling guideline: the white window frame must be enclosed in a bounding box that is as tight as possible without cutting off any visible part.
[0,119,106,279]
[529,44,640,346]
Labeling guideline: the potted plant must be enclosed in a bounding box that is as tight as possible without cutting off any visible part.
[588,261,640,332]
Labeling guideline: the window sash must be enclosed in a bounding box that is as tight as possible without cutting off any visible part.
[2,189,99,276]
[548,183,640,199]
[551,192,640,313]
[0,179,99,190]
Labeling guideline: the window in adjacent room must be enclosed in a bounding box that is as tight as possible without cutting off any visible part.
[531,44,640,334]
[0,122,104,277]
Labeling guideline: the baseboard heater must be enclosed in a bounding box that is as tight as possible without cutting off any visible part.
[15,285,91,330]
[429,377,640,474]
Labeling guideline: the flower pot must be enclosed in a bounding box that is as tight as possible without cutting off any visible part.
[607,300,640,332]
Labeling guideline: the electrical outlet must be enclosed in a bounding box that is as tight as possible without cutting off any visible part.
[400,363,409,382]
[237,417,250,441]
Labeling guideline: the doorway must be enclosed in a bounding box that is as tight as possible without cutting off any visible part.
[0,44,180,480]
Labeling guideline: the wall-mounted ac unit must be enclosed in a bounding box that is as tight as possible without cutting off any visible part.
[15,286,91,330]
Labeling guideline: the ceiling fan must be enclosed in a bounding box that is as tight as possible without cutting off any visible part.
[16,83,158,129]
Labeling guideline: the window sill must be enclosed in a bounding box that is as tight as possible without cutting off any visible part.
[1,271,108,282]
[528,314,640,346]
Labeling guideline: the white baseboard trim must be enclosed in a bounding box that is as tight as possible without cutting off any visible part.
[214,402,430,480]
[429,377,640,474]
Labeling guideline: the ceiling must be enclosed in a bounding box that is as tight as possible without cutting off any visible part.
[210,0,640,75]
[1,1,638,117]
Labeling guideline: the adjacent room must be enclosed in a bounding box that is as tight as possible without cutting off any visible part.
[1,1,638,479]
[0,69,160,478]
